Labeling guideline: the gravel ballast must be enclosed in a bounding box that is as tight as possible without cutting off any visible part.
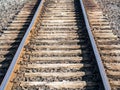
[95,0,120,37]
[0,0,119,37]
[0,0,29,33]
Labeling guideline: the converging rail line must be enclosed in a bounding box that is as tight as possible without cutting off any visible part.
[0,0,40,85]
[1,0,119,90]
[83,0,120,90]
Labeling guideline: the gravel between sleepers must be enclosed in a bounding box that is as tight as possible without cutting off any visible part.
[95,0,120,37]
[1,0,119,37]
[0,0,29,34]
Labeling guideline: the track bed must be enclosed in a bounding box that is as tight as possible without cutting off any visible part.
[1,0,113,90]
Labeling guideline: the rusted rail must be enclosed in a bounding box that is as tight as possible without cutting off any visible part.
[80,0,111,90]
[0,0,42,89]
[0,0,117,90]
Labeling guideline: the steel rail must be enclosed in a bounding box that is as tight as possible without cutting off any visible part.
[0,0,44,89]
[79,0,111,90]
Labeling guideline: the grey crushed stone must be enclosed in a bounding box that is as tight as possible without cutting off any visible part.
[0,0,29,34]
[95,0,120,37]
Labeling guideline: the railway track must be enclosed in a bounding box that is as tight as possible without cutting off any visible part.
[83,0,120,90]
[1,0,119,90]
[0,0,40,85]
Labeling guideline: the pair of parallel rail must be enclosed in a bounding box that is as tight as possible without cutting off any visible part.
[0,0,119,89]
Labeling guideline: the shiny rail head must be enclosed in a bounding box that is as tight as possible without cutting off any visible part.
[0,0,111,90]
[0,0,44,90]
[79,0,111,90]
